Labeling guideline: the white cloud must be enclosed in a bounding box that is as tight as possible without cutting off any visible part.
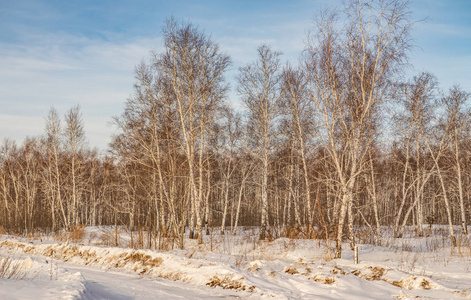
[0,34,160,150]
[0,114,116,153]
[83,115,117,152]
[0,114,45,143]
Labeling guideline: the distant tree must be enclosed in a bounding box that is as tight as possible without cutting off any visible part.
[64,105,86,227]
[44,107,66,230]
[237,45,284,240]
[441,86,471,235]
[281,65,315,229]
[393,73,437,238]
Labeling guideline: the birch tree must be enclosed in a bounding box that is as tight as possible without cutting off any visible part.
[113,62,174,247]
[44,107,66,230]
[305,0,412,258]
[64,105,86,227]
[237,45,284,240]
[155,18,230,243]
[281,65,315,228]
[393,72,437,238]
[441,86,470,235]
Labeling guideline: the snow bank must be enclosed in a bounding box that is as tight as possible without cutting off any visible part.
[0,254,87,300]
[0,239,257,296]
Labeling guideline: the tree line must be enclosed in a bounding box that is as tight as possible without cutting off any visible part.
[1,0,470,258]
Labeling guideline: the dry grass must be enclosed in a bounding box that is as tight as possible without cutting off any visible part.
[0,240,164,276]
[0,255,38,280]
[206,275,255,292]
[283,260,312,277]
[104,252,163,269]
[351,265,436,291]
[355,227,377,245]
[389,276,435,290]
[96,230,118,247]
[234,253,248,268]
[456,234,471,257]
[55,225,86,243]
[280,224,322,240]
[352,266,388,281]
[69,225,85,243]
[157,236,175,251]
[309,273,337,284]
[329,265,346,276]
[278,238,299,253]
[284,267,299,275]
[0,256,24,279]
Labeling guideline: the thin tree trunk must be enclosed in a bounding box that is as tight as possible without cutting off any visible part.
[455,129,468,235]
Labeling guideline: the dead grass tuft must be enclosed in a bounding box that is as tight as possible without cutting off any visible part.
[102,251,163,269]
[309,273,337,284]
[284,267,299,275]
[0,255,37,280]
[329,266,346,276]
[0,256,24,279]
[389,276,435,290]
[352,266,387,281]
[453,289,469,298]
[158,271,185,281]
[206,275,255,291]
[393,291,420,299]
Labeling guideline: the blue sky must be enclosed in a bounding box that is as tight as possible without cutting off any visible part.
[1,0,470,151]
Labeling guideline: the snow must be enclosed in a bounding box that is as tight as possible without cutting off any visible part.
[1,226,471,299]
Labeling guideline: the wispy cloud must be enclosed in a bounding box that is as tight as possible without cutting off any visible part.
[0,114,45,142]
[0,114,115,152]
[0,32,159,150]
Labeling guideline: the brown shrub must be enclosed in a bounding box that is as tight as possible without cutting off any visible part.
[280,223,322,239]
[97,231,115,246]
[68,225,85,243]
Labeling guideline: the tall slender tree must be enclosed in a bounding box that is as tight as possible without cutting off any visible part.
[64,105,86,227]
[237,45,284,240]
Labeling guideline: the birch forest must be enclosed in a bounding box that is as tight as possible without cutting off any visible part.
[1,0,470,259]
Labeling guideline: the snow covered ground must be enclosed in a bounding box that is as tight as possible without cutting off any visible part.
[1,226,471,299]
